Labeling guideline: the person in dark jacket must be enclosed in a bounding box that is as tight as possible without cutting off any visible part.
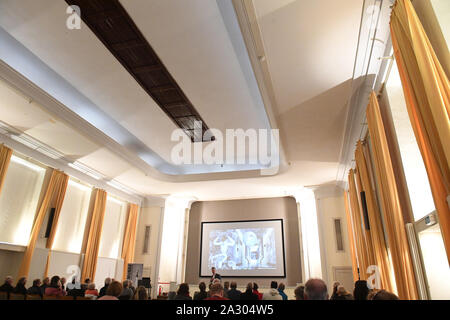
[227,282,242,300]
[333,286,353,300]
[240,283,258,300]
[353,280,369,300]
[27,279,42,296]
[0,276,14,299]
[40,277,49,296]
[193,282,208,300]
[99,277,111,298]
[174,283,192,300]
[13,277,27,295]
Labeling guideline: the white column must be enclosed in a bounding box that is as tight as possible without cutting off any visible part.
[157,196,195,286]
[293,188,323,280]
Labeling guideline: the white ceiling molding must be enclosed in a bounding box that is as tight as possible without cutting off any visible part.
[336,0,393,186]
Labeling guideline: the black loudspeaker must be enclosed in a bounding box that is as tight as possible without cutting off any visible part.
[138,277,151,288]
[45,208,56,238]
[360,192,371,230]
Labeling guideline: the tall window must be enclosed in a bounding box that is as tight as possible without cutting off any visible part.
[385,60,435,221]
[98,195,127,259]
[0,155,46,245]
[51,179,92,253]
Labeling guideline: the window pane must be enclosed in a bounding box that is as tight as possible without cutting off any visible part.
[0,155,45,245]
[98,195,127,259]
[52,179,92,253]
[385,60,435,220]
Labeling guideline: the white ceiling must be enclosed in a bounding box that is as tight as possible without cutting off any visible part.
[0,0,364,200]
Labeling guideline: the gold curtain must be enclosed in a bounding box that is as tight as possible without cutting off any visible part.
[366,91,418,300]
[121,203,139,281]
[18,170,69,278]
[391,0,450,264]
[348,169,371,280]
[81,189,107,282]
[355,140,393,292]
[0,145,13,195]
[344,191,359,282]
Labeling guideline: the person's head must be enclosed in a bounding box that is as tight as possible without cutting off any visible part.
[43,277,50,285]
[4,276,13,285]
[353,280,369,300]
[209,283,224,297]
[60,277,66,285]
[198,282,206,292]
[304,279,328,300]
[213,278,221,285]
[88,283,95,290]
[230,282,237,289]
[50,276,61,288]
[294,285,305,300]
[32,279,41,287]
[270,281,278,289]
[211,267,216,274]
[246,282,253,292]
[134,286,148,300]
[278,283,285,292]
[223,281,230,289]
[128,280,133,288]
[104,277,111,286]
[177,283,190,296]
[122,280,129,288]
[253,283,259,291]
[371,290,399,300]
[337,285,349,296]
[16,277,27,287]
[84,278,90,285]
[106,281,123,297]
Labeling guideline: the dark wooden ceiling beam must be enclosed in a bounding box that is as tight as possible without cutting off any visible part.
[65,0,213,142]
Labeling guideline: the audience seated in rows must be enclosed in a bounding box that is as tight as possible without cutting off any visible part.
[0,273,400,301]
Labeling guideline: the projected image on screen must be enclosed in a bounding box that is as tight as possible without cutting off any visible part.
[208,228,276,270]
[200,220,285,277]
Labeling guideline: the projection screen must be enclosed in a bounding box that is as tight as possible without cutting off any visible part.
[200,219,286,277]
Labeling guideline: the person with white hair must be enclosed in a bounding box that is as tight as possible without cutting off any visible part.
[0,276,13,299]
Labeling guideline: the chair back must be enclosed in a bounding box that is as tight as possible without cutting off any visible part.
[43,295,59,300]
[0,292,8,300]
[9,293,26,300]
[76,296,92,301]
[26,294,42,300]
[60,296,75,300]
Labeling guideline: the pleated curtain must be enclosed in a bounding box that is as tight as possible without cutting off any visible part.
[366,91,418,300]
[121,203,139,281]
[348,169,372,280]
[18,169,69,278]
[344,191,359,282]
[355,140,393,292]
[0,145,13,195]
[81,189,107,281]
[390,0,450,264]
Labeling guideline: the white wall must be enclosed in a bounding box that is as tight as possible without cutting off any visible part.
[315,185,353,294]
